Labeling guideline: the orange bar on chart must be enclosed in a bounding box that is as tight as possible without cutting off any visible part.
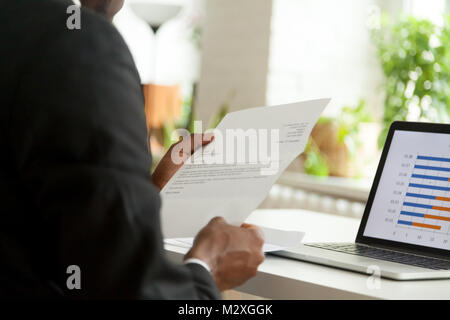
[424,214,450,222]
[432,205,450,212]
[436,196,450,202]
[411,222,441,230]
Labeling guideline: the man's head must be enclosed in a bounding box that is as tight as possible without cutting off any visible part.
[80,0,124,21]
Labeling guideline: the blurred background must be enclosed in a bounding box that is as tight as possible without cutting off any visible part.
[113,0,450,218]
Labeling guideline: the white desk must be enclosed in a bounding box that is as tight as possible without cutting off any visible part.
[164,209,450,300]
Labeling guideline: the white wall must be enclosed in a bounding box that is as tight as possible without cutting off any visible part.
[195,0,273,124]
[405,0,446,25]
[114,3,155,83]
[267,0,384,118]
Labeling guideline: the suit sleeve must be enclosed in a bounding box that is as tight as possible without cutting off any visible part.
[9,9,220,299]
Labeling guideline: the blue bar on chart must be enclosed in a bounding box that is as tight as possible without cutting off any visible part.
[398,220,413,226]
[400,210,450,222]
[397,219,441,230]
[414,165,450,172]
[406,192,450,203]
[400,211,424,218]
[417,155,450,162]
[405,192,435,200]
[408,183,450,191]
[403,202,433,209]
[411,174,450,182]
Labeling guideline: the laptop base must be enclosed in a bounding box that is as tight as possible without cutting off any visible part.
[271,243,450,280]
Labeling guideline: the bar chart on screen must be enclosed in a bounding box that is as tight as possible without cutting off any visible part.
[397,155,450,236]
[363,130,450,250]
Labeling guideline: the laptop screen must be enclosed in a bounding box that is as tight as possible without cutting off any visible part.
[363,130,450,251]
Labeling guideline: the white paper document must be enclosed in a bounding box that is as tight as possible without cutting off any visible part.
[160,99,330,239]
[165,227,305,252]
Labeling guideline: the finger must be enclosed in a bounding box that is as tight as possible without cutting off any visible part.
[187,134,203,153]
[171,133,215,162]
[241,223,258,229]
[189,133,214,153]
[202,132,214,145]
[209,216,226,225]
[247,226,265,243]
[251,251,265,268]
[172,135,196,160]
[241,223,265,242]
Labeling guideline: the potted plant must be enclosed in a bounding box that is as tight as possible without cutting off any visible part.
[371,15,450,147]
[302,100,377,178]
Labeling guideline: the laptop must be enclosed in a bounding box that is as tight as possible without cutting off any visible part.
[272,121,450,280]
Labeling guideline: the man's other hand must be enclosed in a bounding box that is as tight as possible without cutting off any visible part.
[184,217,265,291]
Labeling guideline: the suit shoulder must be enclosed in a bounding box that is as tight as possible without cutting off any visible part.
[2,0,129,58]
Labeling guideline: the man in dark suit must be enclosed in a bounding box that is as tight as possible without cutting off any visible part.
[0,0,264,298]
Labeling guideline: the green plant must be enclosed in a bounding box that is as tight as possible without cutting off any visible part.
[336,99,372,156]
[371,15,450,147]
[303,139,329,177]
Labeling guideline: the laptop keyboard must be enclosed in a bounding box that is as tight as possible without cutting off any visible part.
[305,243,450,270]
